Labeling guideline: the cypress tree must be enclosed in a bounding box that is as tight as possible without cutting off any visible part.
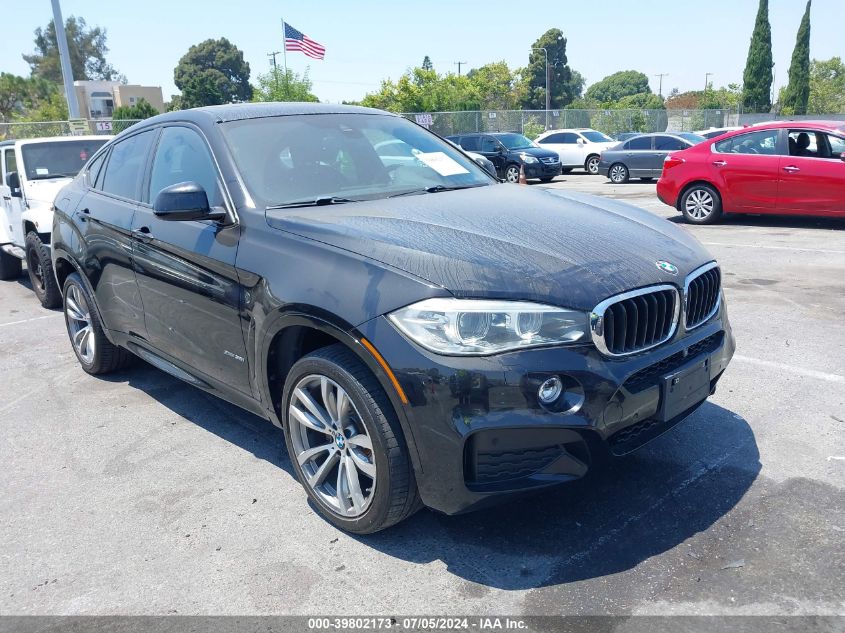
[742,0,774,112]
[781,0,812,115]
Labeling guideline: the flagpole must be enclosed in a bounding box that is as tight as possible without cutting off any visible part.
[281,18,288,77]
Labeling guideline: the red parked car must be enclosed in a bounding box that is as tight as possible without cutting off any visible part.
[656,121,845,224]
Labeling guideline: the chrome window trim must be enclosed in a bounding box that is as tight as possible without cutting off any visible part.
[590,284,681,358]
[684,261,722,331]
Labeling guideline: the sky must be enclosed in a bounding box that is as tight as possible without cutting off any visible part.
[1,1,839,106]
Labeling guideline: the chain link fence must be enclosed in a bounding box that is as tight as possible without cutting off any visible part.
[0,119,144,141]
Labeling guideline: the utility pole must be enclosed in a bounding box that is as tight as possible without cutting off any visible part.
[51,0,80,119]
[531,47,549,130]
[268,51,281,93]
[704,72,713,92]
[453,61,467,76]
[654,73,669,97]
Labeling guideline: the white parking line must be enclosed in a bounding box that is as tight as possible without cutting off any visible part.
[0,313,62,328]
[702,242,845,255]
[733,354,845,384]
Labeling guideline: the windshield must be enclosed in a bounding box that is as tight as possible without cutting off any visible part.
[582,130,613,143]
[220,113,494,207]
[21,139,107,180]
[493,133,536,150]
[678,133,706,144]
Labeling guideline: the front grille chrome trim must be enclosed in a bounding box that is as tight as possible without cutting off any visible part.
[590,284,680,357]
[684,261,722,331]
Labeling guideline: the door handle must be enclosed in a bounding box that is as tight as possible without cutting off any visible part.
[131,227,153,242]
[782,165,800,173]
[80,207,90,214]
[712,160,727,167]
[2,195,10,201]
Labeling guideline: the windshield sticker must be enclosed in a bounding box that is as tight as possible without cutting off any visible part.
[416,152,469,177]
[35,168,49,175]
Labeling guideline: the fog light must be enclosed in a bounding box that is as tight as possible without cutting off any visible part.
[538,376,563,404]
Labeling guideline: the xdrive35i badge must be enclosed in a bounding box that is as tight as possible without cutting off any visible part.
[656,260,679,275]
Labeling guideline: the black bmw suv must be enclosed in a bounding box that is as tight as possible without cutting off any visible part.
[52,103,734,534]
[446,132,562,183]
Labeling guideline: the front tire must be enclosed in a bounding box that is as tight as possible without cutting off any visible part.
[0,248,22,280]
[609,163,629,184]
[25,232,61,308]
[540,176,554,183]
[680,184,723,224]
[62,273,133,375]
[282,344,420,534]
[585,155,601,175]
[505,164,521,183]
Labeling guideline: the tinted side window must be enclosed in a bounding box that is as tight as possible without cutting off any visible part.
[628,136,652,150]
[101,130,155,200]
[654,136,687,151]
[149,127,222,206]
[717,129,780,155]
[460,136,481,151]
[714,137,733,153]
[86,152,106,187]
[480,136,499,152]
[4,149,17,176]
[542,132,578,144]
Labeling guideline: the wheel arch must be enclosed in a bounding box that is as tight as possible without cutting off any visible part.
[259,311,424,475]
[676,179,724,212]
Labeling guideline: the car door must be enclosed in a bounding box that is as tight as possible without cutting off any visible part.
[777,130,845,216]
[479,135,506,175]
[537,132,580,166]
[623,135,654,177]
[75,129,156,335]
[710,128,783,212]
[1,147,25,247]
[131,124,251,394]
[652,136,690,177]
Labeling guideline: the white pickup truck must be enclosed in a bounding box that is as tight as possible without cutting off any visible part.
[1,136,107,307]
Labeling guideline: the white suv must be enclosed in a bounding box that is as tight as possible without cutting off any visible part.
[534,128,618,175]
[1,136,108,306]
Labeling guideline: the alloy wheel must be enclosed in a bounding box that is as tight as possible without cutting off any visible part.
[685,189,715,220]
[505,166,520,183]
[587,156,600,174]
[65,284,96,364]
[609,164,627,183]
[288,374,376,518]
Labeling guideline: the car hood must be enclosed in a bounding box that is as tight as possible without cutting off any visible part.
[265,185,713,311]
[23,178,72,204]
[514,146,559,160]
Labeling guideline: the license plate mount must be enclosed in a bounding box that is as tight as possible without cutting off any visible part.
[658,357,711,422]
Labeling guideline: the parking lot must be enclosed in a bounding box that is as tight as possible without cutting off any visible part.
[1,174,843,616]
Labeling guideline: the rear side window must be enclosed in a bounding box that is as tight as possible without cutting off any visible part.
[627,136,652,150]
[715,129,780,155]
[542,132,578,144]
[480,136,499,152]
[4,149,17,177]
[101,130,155,200]
[86,152,106,187]
[148,127,222,206]
[654,136,687,151]
[460,136,481,151]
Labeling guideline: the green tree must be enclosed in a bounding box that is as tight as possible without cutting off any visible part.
[807,57,845,113]
[23,16,124,84]
[742,0,773,112]
[111,97,158,132]
[174,38,252,108]
[253,68,318,102]
[781,0,812,115]
[585,70,651,105]
[23,91,68,122]
[0,74,59,121]
[467,62,521,110]
[421,56,433,71]
[522,29,583,109]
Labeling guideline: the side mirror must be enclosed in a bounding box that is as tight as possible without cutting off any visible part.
[6,171,21,197]
[577,138,586,146]
[152,182,227,222]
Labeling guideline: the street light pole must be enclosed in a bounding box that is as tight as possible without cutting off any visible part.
[531,47,549,130]
[51,0,80,119]
[704,72,713,92]
[654,73,668,98]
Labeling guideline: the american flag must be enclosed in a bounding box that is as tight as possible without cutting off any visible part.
[284,22,326,60]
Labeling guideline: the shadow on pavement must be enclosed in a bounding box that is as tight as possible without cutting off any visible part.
[667,213,845,231]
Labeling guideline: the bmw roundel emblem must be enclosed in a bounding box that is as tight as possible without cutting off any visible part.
[656,260,679,275]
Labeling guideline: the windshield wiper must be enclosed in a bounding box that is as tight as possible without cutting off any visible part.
[388,183,488,198]
[266,196,357,209]
[32,173,74,180]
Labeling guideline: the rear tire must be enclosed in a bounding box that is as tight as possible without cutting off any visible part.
[0,248,22,280]
[585,155,601,175]
[25,232,61,308]
[505,164,521,183]
[62,272,134,375]
[282,344,420,534]
[540,176,554,183]
[680,184,723,224]
[609,163,629,184]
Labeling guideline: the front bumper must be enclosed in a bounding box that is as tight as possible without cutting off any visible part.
[358,304,735,515]
[524,161,562,179]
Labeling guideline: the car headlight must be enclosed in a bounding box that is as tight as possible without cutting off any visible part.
[520,154,539,164]
[388,298,588,355]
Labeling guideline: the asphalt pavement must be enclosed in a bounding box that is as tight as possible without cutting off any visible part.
[1,173,843,616]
